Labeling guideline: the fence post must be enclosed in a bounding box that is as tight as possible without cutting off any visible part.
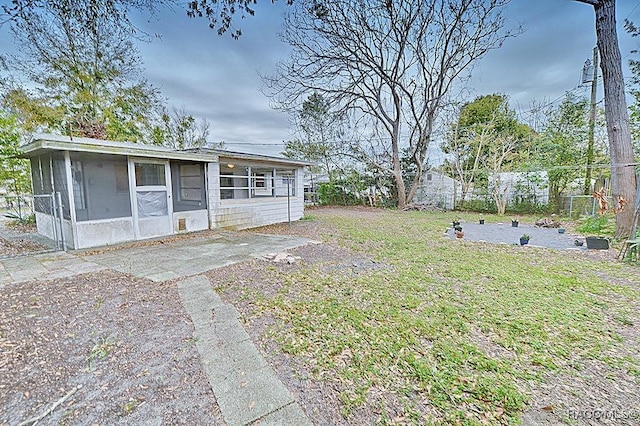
[55,192,66,251]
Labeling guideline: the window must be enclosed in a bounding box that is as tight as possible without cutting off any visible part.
[219,164,296,199]
[137,190,168,217]
[252,169,273,197]
[275,170,295,197]
[135,163,165,186]
[219,165,249,199]
[73,157,132,221]
[179,164,202,201]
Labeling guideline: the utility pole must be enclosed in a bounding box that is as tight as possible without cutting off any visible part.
[584,46,598,195]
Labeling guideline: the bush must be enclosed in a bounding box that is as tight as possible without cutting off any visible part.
[576,214,615,236]
[4,212,36,227]
[508,200,551,215]
[456,199,496,213]
[317,182,360,206]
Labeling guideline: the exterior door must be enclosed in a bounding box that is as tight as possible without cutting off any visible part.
[132,161,172,239]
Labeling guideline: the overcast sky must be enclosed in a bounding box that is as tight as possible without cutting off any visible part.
[2,0,640,160]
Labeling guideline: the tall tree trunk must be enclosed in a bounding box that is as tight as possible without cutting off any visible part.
[578,0,637,238]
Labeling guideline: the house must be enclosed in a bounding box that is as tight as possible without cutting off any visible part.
[21,134,309,250]
[413,170,461,210]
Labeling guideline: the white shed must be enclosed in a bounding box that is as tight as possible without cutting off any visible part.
[413,170,461,210]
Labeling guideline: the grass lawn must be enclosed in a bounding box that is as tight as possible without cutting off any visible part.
[215,208,640,425]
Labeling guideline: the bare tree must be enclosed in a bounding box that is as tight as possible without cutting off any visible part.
[150,107,214,149]
[574,0,637,238]
[487,135,518,214]
[265,0,516,208]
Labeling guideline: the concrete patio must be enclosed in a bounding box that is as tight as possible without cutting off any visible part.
[0,230,315,425]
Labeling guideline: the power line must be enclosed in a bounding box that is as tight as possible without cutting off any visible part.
[619,2,640,31]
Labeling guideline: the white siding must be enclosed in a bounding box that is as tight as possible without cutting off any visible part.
[214,197,304,229]
[209,164,305,230]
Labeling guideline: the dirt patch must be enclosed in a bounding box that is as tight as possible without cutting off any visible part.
[0,237,47,258]
[0,220,48,258]
[0,270,222,425]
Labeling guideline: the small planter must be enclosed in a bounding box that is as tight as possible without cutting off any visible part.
[574,239,584,247]
[511,220,519,228]
[455,231,464,239]
[519,238,529,246]
[586,236,609,250]
[479,219,485,225]
[557,228,566,234]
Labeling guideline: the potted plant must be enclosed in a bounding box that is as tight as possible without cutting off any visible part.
[511,218,519,227]
[452,218,461,228]
[454,224,464,238]
[519,234,530,245]
[586,236,609,250]
[557,228,566,234]
[479,216,485,225]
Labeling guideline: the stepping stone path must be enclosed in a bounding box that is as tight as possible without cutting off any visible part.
[177,275,312,426]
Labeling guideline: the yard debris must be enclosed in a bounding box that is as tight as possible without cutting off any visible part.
[401,203,445,212]
[534,218,561,228]
[262,252,301,264]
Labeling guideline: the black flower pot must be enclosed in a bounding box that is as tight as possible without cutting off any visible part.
[586,236,609,250]
[512,221,519,227]
[519,238,529,246]
[479,219,485,225]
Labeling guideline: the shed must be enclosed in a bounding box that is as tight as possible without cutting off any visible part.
[21,134,309,249]
[413,170,461,210]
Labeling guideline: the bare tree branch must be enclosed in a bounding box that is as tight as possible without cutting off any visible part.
[264,0,518,207]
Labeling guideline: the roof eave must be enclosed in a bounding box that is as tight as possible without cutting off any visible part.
[21,137,219,162]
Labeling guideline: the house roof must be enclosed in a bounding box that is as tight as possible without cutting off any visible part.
[184,147,312,167]
[20,134,310,167]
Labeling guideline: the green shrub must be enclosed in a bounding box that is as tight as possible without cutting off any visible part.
[576,214,615,236]
[317,182,360,206]
[4,212,36,226]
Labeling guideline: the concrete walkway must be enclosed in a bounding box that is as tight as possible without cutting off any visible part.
[0,251,106,286]
[80,232,312,282]
[178,276,312,426]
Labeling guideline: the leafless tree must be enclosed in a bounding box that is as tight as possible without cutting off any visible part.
[574,0,637,238]
[487,135,518,214]
[264,0,517,207]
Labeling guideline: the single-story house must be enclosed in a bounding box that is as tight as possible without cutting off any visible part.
[21,134,309,250]
[413,170,461,210]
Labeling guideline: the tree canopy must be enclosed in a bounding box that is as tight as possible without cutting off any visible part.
[1,0,163,141]
[266,0,516,208]
[442,93,531,209]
